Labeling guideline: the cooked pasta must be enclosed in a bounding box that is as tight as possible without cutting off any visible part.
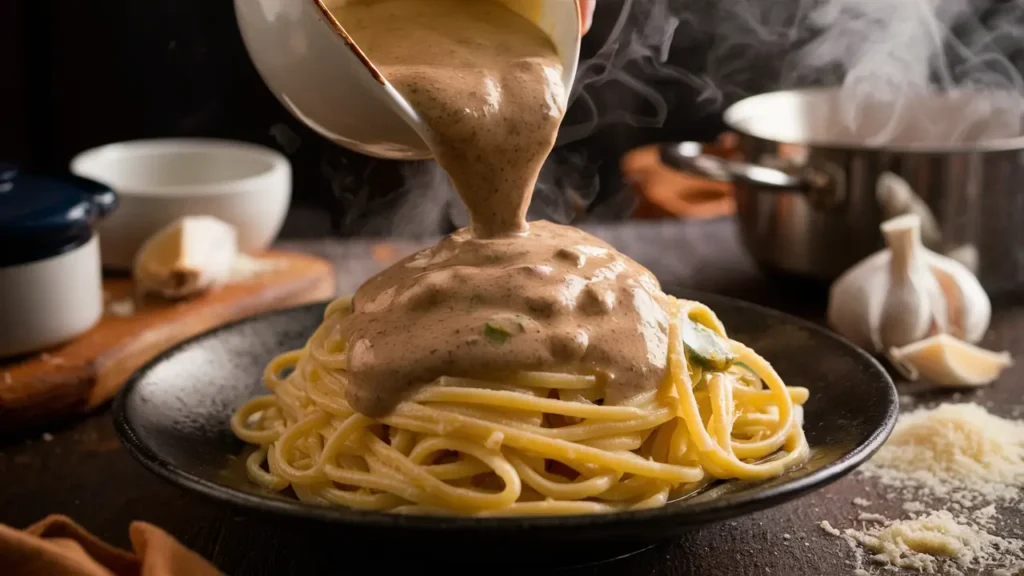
[231,296,810,515]
[230,0,810,517]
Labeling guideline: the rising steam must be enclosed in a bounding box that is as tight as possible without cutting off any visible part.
[315,0,1024,235]
[713,0,1024,145]
[558,0,721,145]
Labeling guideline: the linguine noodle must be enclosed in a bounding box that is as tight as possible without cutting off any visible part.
[230,295,810,516]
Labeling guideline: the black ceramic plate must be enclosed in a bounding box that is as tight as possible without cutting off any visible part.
[114,289,897,567]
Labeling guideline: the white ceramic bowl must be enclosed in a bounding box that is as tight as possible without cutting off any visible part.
[234,0,582,160]
[70,139,292,270]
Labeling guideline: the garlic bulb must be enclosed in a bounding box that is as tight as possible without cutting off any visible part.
[827,213,991,355]
[888,334,1012,388]
[134,216,239,300]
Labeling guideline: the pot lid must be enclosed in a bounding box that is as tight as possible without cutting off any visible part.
[0,164,118,267]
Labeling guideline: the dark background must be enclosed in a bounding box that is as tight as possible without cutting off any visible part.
[0,0,758,237]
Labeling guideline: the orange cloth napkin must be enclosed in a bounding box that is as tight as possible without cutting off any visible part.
[0,515,221,576]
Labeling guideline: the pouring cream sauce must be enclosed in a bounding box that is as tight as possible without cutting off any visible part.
[329,0,670,416]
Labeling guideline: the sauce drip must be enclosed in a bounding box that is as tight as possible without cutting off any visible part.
[329,0,671,417]
[334,0,564,238]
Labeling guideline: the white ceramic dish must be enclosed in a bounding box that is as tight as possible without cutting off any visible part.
[234,0,582,160]
[0,236,105,358]
[70,139,292,270]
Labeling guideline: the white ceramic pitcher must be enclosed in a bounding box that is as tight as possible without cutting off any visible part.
[235,0,582,160]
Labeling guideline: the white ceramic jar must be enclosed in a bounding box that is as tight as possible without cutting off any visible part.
[0,167,117,358]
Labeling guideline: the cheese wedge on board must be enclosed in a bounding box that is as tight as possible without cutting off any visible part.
[133,216,239,299]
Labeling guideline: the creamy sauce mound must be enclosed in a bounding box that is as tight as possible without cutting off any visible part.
[329,0,672,416]
[342,221,670,416]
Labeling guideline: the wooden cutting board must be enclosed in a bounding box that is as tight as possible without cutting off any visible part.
[0,251,335,433]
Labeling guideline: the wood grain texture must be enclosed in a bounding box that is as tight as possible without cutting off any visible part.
[0,251,335,432]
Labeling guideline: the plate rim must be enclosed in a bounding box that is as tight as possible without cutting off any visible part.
[113,288,898,533]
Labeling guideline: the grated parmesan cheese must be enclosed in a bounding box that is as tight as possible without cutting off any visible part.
[903,501,927,513]
[822,510,1023,575]
[860,403,1024,506]
[821,403,1024,574]
[857,512,888,523]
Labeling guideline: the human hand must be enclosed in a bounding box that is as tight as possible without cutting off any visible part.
[580,0,596,35]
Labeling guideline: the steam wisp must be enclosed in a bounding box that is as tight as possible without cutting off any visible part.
[308,0,1024,235]
[716,0,1024,145]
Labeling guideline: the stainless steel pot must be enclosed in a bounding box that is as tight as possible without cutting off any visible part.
[661,88,1024,294]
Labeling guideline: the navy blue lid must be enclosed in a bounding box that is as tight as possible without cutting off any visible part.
[0,164,118,267]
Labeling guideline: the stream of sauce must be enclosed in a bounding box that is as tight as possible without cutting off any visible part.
[330,0,670,417]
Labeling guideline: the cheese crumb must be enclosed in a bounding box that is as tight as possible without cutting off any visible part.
[903,501,927,513]
[971,504,998,530]
[822,510,1023,575]
[857,513,888,523]
[859,403,1024,506]
[108,298,136,317]
[820,520,841,536]
[229,254,283,283]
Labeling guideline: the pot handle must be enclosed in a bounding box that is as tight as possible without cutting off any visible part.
[659,142,842,208]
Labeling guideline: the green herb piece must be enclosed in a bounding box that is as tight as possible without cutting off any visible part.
[733,361,764,388]
[682,318,737,371]
[734,361,755,373]
[484,322,512,346]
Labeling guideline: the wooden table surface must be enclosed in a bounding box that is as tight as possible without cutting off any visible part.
[2,218,1022,575]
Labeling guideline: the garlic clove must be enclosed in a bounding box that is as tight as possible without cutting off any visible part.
[925,250,991,344]
[878,214,945,348]
[944,244,979,275]
[887,333,1012,388]
[827,250,889,353]
[877,271,932,349]
[134,215,240,300]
